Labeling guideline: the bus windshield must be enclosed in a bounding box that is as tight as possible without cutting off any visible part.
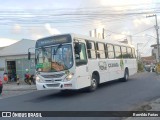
[36,44,73,72]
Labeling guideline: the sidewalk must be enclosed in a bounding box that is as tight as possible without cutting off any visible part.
[0,81,36,99]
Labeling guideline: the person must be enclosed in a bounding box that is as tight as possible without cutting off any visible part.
[16,74,20,85]
[3,72,8,83]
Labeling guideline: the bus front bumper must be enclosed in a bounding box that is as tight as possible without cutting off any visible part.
[36,82,76,90]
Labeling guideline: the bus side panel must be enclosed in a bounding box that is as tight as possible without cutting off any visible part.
[87,59,110,84]
[75,65,91,89]
[107,59,122,80]
[123,59,137,76]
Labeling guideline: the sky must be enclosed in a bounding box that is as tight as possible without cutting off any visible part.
[0,0,160,56]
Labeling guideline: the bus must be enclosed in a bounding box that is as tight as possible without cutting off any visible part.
[31,33,137,91]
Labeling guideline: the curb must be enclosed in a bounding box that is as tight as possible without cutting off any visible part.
[3,88,37,91]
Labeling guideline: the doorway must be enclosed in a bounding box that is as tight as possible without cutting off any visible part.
[7,61,16,81]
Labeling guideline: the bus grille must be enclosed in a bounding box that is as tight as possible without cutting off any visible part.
[46,84,60,87]
[42,73,65,78]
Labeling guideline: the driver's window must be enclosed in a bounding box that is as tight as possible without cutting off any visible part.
[74,42,87,66]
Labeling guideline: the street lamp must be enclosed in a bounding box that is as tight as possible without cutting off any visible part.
[146,14,160,62]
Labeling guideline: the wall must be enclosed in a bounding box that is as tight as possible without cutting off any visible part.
[0,54,35,80]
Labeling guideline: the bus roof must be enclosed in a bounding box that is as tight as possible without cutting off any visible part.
[71,33,135,48]
[37,33,135,48]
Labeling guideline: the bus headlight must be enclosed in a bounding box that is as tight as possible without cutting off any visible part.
[65,73,74,81]
[36,76,45,83]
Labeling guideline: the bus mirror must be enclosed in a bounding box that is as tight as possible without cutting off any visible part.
[28,52,31,60]
[87,42,92,49]
[75,43,81,54]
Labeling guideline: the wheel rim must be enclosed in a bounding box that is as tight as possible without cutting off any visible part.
[91,78,97,89]
[125,72,128,80]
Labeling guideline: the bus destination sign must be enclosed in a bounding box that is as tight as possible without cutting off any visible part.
[36,34,71,47]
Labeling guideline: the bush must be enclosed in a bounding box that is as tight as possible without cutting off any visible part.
[137,61,144,72]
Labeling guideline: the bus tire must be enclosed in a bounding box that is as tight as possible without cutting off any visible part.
[120,68,129,82]
[88,75,98,92]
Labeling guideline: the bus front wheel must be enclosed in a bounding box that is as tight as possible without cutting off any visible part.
[88,75,98,92]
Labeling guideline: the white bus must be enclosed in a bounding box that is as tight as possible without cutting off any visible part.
[32,33,137,91]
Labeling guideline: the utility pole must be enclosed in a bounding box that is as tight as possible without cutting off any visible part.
[137,43,143,60]
[146,14,160,62]
[102,28,105,39]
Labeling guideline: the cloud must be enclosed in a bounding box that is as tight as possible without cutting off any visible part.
[100,0,153,6]
[133,18,151,27]
[0,38,18,47]
[31,34,44,40]
[12,24,22,33]
[45,23,61,35]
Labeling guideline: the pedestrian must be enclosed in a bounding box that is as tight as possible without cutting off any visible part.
[16,74,20,85]
[3,72,8,83]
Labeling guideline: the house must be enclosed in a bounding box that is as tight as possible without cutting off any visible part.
[0,39,36,80]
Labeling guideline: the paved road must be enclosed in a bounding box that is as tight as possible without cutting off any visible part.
[0,72,160,120]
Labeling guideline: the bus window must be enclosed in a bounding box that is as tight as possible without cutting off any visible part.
[97,43,106,59]
[75,43,87,66]
[114,45,122,58]
[86,41,96,59]
[107,44,115,59]
[127,47,133,58]
[121,46,127,58]
[132,48,136,58]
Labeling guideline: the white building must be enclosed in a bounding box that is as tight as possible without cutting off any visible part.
[0,39,36,80]
[151,44,160,62]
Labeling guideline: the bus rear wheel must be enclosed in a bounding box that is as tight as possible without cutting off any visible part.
[120,69,129,82]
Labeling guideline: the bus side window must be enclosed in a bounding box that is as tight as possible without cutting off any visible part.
[132,48,136,58]
[97,42,106,59]
[127,47,133,58]
[75,43,88,66]
[107,44,115,59]
[114,45,121,58]
[121,46,127,58]
[86,41,96,59]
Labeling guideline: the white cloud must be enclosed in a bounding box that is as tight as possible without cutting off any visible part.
[12,24,22,33]
[133,18,151,27]
[44,23,61,35]
[100,0,153,6]
[31,34,44,40]
[0,38,18,47]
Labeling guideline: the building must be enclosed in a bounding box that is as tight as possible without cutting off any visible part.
[141,56,156,65]
[0,39,36,80]
[151,44,160,62]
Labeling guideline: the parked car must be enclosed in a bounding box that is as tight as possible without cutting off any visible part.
[144,64,156,72]
[0,77,3,94]
[144,65,151,72]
